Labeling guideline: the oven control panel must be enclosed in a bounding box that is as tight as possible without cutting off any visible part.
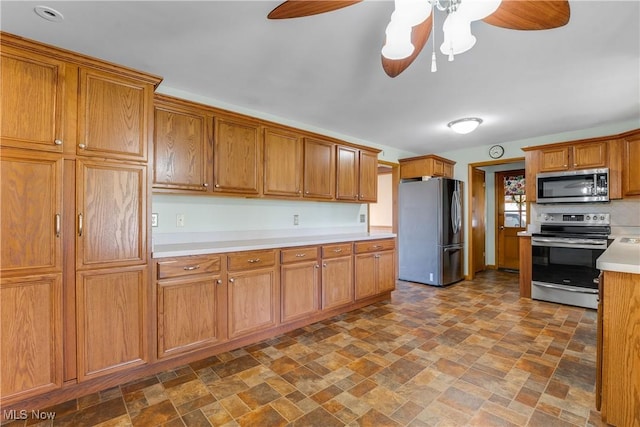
[540,213,610,225]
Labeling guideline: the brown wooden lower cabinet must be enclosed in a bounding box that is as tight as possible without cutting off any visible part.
[280,247,321,324]
[518,236,532,298]
[597,270,640,426]
[76,265,148,381]
[354,239,396,300]
[321,243,354,310]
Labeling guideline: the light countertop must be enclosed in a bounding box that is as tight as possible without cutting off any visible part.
[153,232,396,258]
[597,236,640,274]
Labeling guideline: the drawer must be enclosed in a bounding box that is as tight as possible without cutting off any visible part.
[228,249,276,271]
[281,246,318,264]
[157,254,222,279]
[354,239,396,254]
[321,243,352,259]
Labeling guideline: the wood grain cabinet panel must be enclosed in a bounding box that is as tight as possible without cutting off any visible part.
[354,239,396,300]
[153,100,211,191]
[358,150,378,202]
[623,134,640,197]
[538,146,570,172]
[280,246,320,324]
[572,141,607,169]
[76,160,146,269]
[158,276,223,358]
[263,127,303,197]
[213,116,261,195]
[0,47,66,152]
[399,155,455,179]
[76,266,147,381]
[0,149,62,276]
[321,245,353,310]
[0,274,62,404]
[304,137,335,199]
[77,68,152,161]
[336,145,359,201]
[228,268,277,338]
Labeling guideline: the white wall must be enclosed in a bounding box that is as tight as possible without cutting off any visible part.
[369,173,393,227]
[437,119,640,275]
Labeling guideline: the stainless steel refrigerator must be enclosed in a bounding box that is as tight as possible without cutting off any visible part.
[398,177,464,286]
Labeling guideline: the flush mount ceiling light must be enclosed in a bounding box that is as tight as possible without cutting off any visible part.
[34,6,64,22]
[447,117,483,134]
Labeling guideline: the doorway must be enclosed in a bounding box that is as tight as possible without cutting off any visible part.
[369,161,399,234]
[495,169,526,271]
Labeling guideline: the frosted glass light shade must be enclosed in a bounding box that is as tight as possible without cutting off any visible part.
[382,19,414,59]
[440,13,476,56]
[447,117,483,134]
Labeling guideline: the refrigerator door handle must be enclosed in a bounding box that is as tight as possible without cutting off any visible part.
[444,246,462,252]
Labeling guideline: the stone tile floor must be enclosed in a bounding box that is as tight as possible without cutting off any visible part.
[4,270,608,426]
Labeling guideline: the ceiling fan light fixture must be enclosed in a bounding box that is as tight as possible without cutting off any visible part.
[440,13,476,57]
[447,117,483,134]
[393,0,432,27]
[457,0,502,21]
[382,19,414,59]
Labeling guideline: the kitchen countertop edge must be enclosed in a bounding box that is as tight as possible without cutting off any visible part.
[153,233,397,259]
[596,236,640,275]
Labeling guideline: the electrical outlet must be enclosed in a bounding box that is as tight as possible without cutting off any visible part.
[293,214,299,226]
[360,214,366,223]
[151,213,158,227]
[176,214,185,227]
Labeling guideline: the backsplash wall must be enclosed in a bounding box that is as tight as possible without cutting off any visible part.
[152,194,368,242]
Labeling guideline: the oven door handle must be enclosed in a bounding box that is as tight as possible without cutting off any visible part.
[532,238,607,249]
[532,281,599,295]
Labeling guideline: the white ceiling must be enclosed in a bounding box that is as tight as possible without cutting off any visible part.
[2,1,639,155]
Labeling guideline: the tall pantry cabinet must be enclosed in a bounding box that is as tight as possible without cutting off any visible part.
[0,33,162,404]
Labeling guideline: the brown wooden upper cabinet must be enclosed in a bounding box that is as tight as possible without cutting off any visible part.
[213,116,261,195]
[336,146,379,202]
[153,96,211,192]
[77,68,153,161]
[263,127,303,197]
[303,137,335,199]
[623,132,640,197]
[399,154,455,180]
[538,141,607,172]
[358,150,378,202]
[0,46,66,153]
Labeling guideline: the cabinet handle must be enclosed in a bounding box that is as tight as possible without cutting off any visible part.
[183,265,200,271]
[54,139,63,146]
[372,245,382,249]
[333,248,343,253]
[563,164,568,168]
[216,279,222,284]
[305,191,309,194]
[247,258,261,263]
[215,184,220,188]
[295,253,306,258]
[203,183,209,188]
[374,254,380,259]
[573,163,577,167]
[229,278,235,283]
[323,263,327,267]
[78,213,83,237]
[315,264,320,269]
[298,190,302,194]
[55,214,61,238]
[78,143,86,149]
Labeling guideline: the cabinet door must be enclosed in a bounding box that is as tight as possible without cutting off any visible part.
[1,47,65,152]
[76,266,147,381]
[0,274,62,403]
[281,261,320,324]
[158,276,223,358]
[304,138,335,199]
[322,256,353,310]
[443,162,454,178]
[77,68,152,161]
[359,150,378,202]
[263,127,302,197]
[572,141,607,169]
[432,159,444,176]
[336,146,359,201]
[228,268,277,338]
[77,160,146,270]
[354,253,376,300]
[539,147,570,172]
[153,102,210,191]
[377,251,396,293]
[1,149,62,276]
[214,117,261,194]
[623,135,640,197]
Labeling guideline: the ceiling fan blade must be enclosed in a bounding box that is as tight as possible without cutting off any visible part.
[268,1,362,19]
[483,0,570,30]
[381,16,432,78]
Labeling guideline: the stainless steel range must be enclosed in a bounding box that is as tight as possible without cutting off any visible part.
[531,213,611,309]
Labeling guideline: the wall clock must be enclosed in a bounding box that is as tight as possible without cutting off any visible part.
[489,145,504,159]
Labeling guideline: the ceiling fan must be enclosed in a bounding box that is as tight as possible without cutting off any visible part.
[268,0,570,77]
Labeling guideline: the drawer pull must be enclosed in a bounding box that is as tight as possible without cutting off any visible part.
[229,278,235,283]
[374,254,380,259]
[183,265,200,271]
[216,279,222,284]
[247,258,261,263]
[333,249,343,253]
[372,245,382,249]
[295,253,307,258]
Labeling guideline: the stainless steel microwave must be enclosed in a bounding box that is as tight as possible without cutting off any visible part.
[536,168,609,204]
